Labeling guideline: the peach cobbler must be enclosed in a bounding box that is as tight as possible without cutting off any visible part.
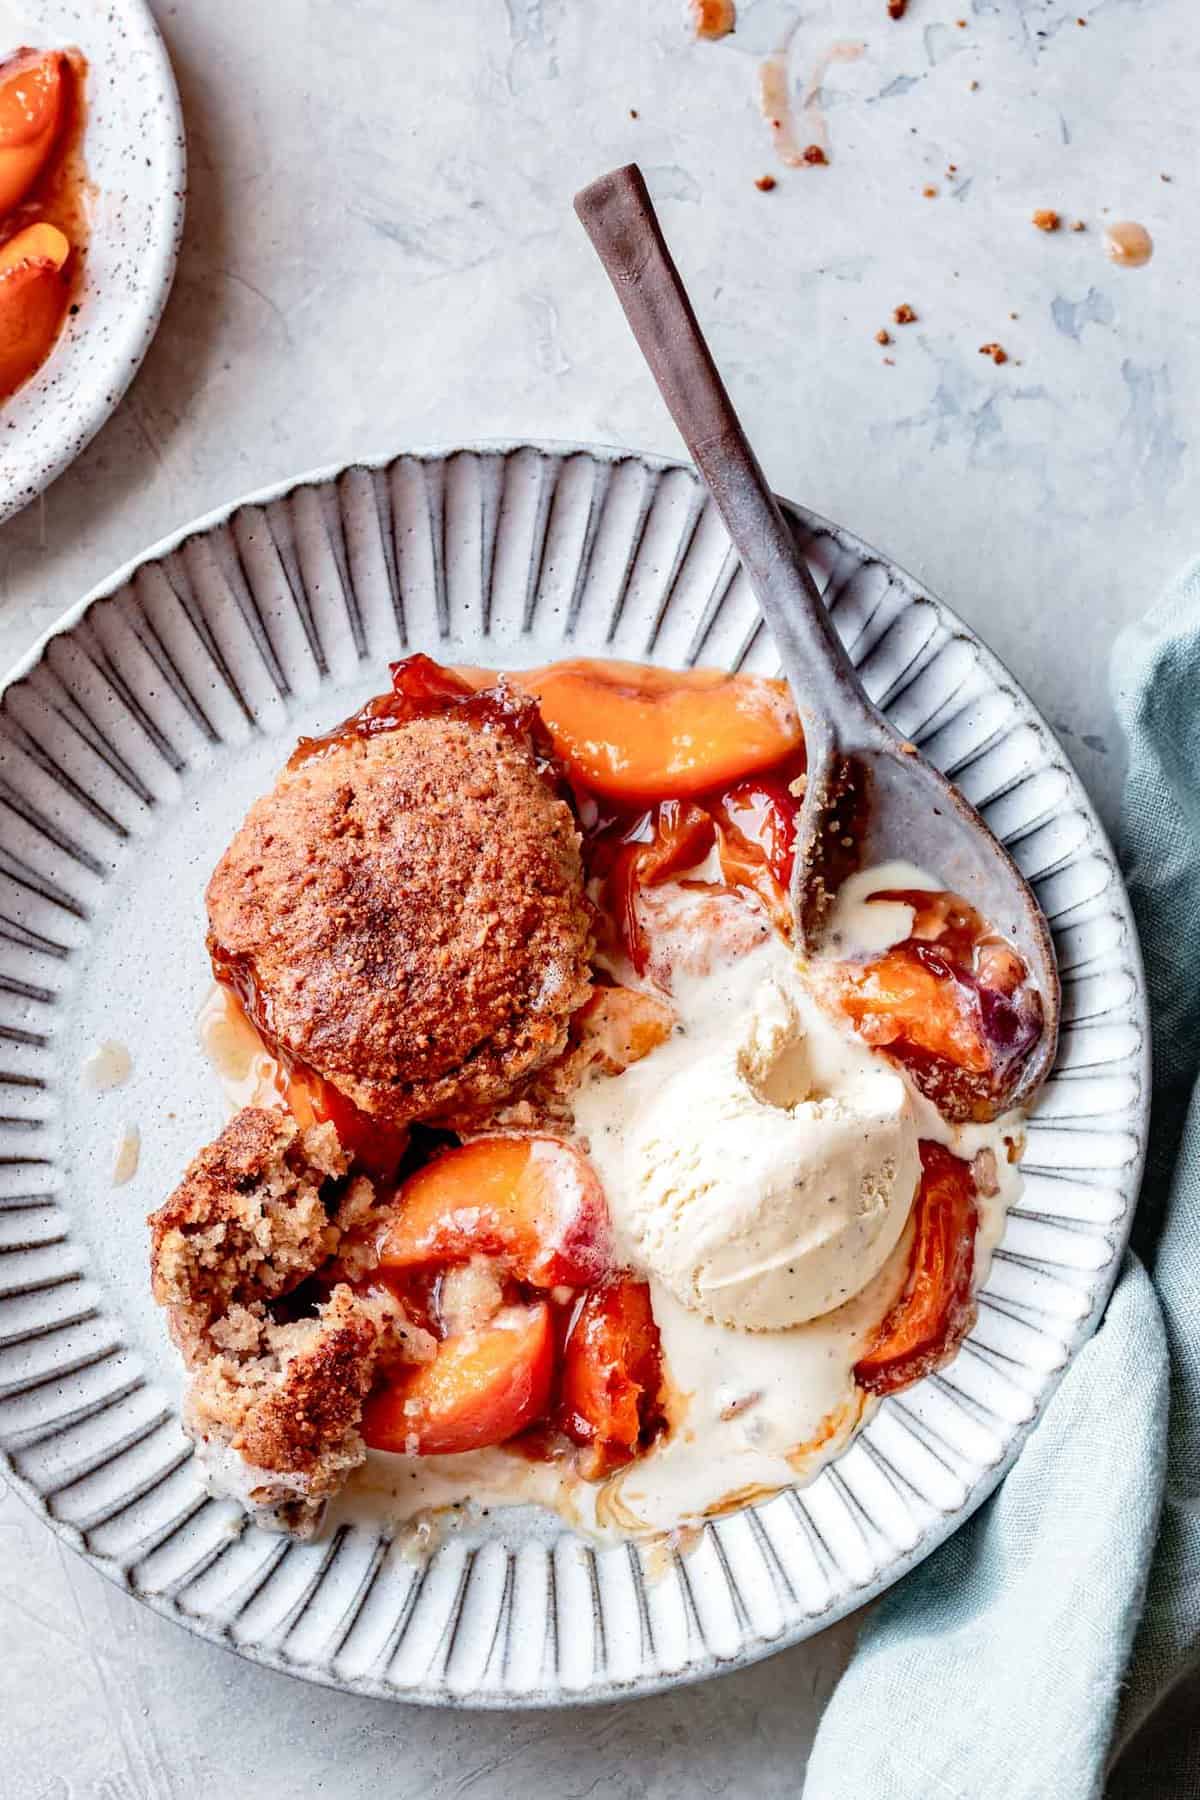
[148,655,1045,1540]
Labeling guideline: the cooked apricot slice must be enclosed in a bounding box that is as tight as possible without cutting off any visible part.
[460,659,802,802]
[855,1142,978,1396]
[571,985,675,1075]
[605,799,716,973]
[830,944,992,1071]
[0,222,68,275]
[378,1135,610,1288]
[560,1278,665,1478]
[282,1063,408,1178]
[362,1303,554,1455]
[712,775,800,937]
[0,50,65,215]
[823,888,1044,1121]
[0,254,69,397]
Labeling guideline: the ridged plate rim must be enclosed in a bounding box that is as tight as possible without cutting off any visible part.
[0,438,1149,1706]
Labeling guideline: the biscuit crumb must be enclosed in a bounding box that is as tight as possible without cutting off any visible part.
[887,0,907,16]
[755,174,777,191]
[875,328,891,344]
[1032,209,1061,232]
[893,303,917,324]
[629,108,639,119]
[1070,219,1086,231]
[148,1107,351,1362]
[979,342,1008,365]
[922,185,938,198]
[802,144,828,165]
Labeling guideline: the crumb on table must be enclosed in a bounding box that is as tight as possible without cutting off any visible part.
[1032,208,1061,232]
[755,174,777,191]
[979,342,1009,365]
[875,328,891,345]
[802,144,828,166]
[893,303,917,324]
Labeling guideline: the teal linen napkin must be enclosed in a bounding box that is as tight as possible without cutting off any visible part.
[803,561,1200,1799]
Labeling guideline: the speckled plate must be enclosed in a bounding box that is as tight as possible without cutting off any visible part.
[0,443,1148,1705]
[0,0,185,522]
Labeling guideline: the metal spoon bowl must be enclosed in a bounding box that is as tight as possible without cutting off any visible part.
[574,163,1059,1115]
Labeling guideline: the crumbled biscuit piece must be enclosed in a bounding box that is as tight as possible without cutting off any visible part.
[148,1107,350,1362]
[922,185,938,197]
[887,0,907,17]
[1071,219,1086,231]
[893,303,917,324]
[876,328,891,345]
[185,1285,435,1535]
[329,1174,391,1282]
[802,144,828,165]
[979,342,1009,365]
[755,174,777,191]
[1032,209,1061,232]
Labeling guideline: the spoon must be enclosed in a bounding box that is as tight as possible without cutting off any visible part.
[574,164,1058,1113]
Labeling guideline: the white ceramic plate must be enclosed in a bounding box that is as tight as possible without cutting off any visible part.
[0,0,185,521]
[0,443,1148,1705]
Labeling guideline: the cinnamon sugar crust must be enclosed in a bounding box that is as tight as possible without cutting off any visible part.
[206,715,594,1129]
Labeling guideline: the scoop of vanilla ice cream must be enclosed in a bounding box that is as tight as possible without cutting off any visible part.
[619,974,920,1330]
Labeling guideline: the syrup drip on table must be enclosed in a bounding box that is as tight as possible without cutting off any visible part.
[759,33,864,167]
[1103,220,1153,267]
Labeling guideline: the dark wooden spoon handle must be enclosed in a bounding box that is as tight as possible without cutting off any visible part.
[573,163,863,750]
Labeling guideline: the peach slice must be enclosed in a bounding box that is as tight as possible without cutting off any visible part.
[0,50,65,215]
[854,1142,978,1396]
[281,1063,408,1178]
[0,254,69,398]
[571,985,675,1075]
[560,1278,665,1478]
[0,222,68,276]
[378,1135,610,1288]
[362,1302,554,1455]
[827,946,992,1074]
[460,659,802,802]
